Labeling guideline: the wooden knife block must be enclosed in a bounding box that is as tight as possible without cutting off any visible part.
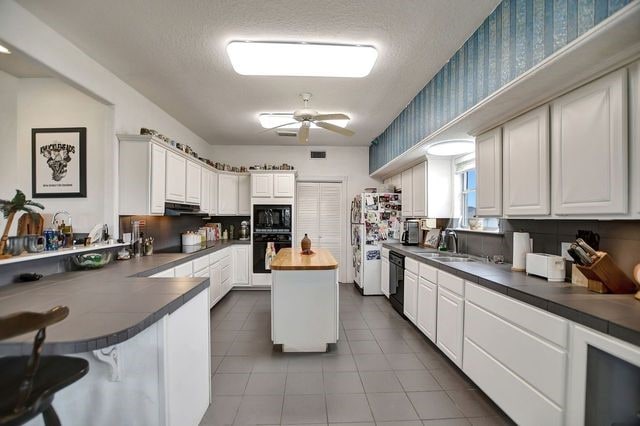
[575,252,638,294]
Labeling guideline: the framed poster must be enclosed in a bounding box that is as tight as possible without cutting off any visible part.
[32,127,87,198]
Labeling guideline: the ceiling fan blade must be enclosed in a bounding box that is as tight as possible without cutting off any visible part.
[298,122,310,144]
[313,113,351,121]
[312,113,350,121]
[315,121,355,136]
[259,122,298,133]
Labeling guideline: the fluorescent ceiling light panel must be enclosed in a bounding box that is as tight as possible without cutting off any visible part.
[425,140,475,156]
[227,42,377,77]
[259,114,349,129]
[0,44,11,54]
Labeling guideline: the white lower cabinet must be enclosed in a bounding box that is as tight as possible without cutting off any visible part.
[462,282,568,426]
[152,268,174,278]
[436,286,464,367]
[417,277,437,343]
[232,245,249,285]
[381,257,389,297]
[209,262,222,308]
[403,270,418,324]
[174,261,193,278]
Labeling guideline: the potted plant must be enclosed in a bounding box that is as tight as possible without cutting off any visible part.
[0,190,44,259]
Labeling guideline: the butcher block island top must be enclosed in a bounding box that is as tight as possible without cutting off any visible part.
[271,248,338,271]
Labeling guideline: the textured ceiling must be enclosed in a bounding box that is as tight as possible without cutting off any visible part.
[17,0,499,146]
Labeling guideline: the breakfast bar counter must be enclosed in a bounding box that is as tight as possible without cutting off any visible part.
[271,248,339,352]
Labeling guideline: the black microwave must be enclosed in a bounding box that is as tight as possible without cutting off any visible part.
[253,204,292,232]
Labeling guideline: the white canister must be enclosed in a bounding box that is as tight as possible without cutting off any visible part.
[512,232,531,272]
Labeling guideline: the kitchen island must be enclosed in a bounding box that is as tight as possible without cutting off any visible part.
[271,248,339,352]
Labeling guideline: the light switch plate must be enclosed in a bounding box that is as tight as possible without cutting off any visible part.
[561,242,573,261]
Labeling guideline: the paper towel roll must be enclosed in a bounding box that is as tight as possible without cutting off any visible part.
[512,232,531,271]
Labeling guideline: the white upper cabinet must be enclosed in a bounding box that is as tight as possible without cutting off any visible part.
[166,151,187,203]
[251,174,273,197]
[150,144,166,214]
[412,162,427,217]
[503,105,550,216]
[551,68,628,215]
[210,171,218,215]
[475,128,503,217]
[251,172,296,198]
[200,168,210,214]
[401,169,413,217]
[630,60,640,215]
[119,136,168,215]
[238,174,250,215]
[185,161,202,205]
[273,173,295,197]
[427,158,453,218]
[218,174,239,215]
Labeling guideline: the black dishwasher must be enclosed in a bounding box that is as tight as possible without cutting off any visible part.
[389,251,405,316]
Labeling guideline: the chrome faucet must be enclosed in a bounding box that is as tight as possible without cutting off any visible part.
[444,230,459,254]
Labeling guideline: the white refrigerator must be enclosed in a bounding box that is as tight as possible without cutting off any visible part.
[351,192,401,295]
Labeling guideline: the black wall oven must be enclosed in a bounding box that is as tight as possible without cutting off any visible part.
[253,233,292,274]
[253,204,292,233]
[389,251,405,315]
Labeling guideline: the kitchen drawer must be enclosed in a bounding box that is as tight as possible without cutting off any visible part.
[194,268,209,278]
[463,338,563,426]
[221,264,232,283]
[465,282,568,348]
[174,261,193,278]
[221,254,232,269]
[209,250,222,264]
[381,247,390,259]
[152,268,174,278]
[419,262,437,283]
[464,302,567,406]
[193,255,210,273]
[405,257,419,275]
[437,270,464,296]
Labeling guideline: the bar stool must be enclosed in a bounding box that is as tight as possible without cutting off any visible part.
[0,306,89,426]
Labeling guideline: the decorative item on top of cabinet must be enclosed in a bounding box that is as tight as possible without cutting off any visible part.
[551,68,628,215]
[475,128,502,217]
[503,105,550,216]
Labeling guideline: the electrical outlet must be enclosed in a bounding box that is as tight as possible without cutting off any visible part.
[561,242,573,261]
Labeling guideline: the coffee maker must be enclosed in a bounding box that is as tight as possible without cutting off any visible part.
[401,220,420,246]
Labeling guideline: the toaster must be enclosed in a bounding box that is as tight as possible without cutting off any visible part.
[525,253,566,282]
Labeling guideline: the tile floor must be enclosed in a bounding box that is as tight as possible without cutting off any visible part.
[200,283,514,426]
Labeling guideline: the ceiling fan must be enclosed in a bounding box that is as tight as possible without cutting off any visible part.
[261,93,354,143]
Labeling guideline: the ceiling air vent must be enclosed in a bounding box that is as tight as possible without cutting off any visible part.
[277,131,297,137]
[310,150,326,159]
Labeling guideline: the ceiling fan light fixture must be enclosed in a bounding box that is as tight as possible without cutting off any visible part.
[425,139,475,156]
[227,41,377,77]
[0,44,11,54]
[259,113,349,129]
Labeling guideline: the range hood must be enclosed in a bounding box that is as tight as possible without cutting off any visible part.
[164,202,202,216]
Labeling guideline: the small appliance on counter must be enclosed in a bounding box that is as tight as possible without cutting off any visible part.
[526,253,565,282]
[239,221,250,241]
[401,220,420,246]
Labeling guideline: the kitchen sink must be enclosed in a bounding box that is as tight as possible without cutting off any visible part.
[436,257,477,263]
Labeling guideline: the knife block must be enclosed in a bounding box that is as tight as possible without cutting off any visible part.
[572,264,608,293]
[575,252,638,294]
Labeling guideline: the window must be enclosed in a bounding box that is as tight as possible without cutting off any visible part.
[461,169,476,226]
[453,154,499,231]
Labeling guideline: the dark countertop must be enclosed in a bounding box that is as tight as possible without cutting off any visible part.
[0,240,250,356]
[384,243,640,347]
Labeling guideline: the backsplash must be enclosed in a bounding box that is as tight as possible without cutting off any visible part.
[118,215,250,250]
[369,0,634,172]
[456,219,640,279]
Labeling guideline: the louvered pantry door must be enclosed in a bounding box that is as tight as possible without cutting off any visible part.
[296,182,343,277]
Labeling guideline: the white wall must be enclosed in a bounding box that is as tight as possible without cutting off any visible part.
[7,78,109,232]
[211,144,379,283]
[0,70,18,190]
[0,1,212,234]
